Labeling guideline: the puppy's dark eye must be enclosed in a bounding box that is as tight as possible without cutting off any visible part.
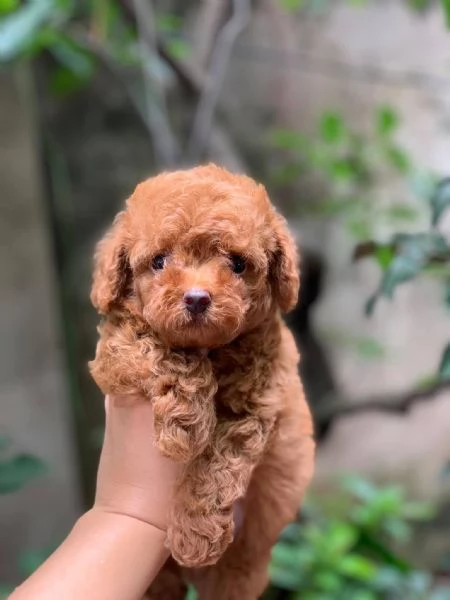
[151,254,166,270]
[229,254,246,274]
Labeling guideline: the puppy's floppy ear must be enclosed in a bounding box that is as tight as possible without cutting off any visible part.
[270,213,300,313]
[90,211,131,314]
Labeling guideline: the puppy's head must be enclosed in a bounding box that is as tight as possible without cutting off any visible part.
[91,164,299,348]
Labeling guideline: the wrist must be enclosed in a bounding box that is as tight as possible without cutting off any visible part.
[81,507,168,537]
[94,484,171,532]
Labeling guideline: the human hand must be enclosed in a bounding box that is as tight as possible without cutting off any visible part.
[94,394,183,531]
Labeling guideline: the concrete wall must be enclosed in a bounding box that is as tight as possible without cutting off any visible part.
[0,69,81,583]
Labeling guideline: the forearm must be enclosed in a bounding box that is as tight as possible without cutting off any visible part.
[10,509,168,600]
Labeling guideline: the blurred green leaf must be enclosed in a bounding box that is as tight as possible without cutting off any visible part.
[445,280,450,310]
[349,592,377,600]
[0,0,18,14]
[383,518,411,543]
[356,486,404,526]
[355,337,386,359]
[330,159,356,181]
[0,0,55,61]
[156,12,183,33]
[339,555,376,580]
[49,65,87,96]
[270,129,307,151]
[365,293,379,316]
[415,373,440,390]
[381,253,421,297]
[0,585,14,598]
[410,170,438,201]
[18,547,54,577]
[46,34,96,95]
[326,521,357,555]
[442,0,450,28]
[384,145,410,173]
[319,112,346,143]
[0,453,46,493]
[379,233,449,299]
[50,34,95,77]
[385,204,418,223]
[342,476,378,503]
[431,178,450,226]
[166,38,190,59]
[279,0,306,11]
[438,343,450,380]
[376,106,399,136]
[184,585,198,600]
[375,245,395,271]
[271,163,304,186]
[346,218,371,240]
[269,562,304,590]
[279,521,303,543]
[271,542,305,571]
[313,570,342,592]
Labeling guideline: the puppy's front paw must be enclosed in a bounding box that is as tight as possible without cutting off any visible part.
[89,358,143,396]
[154,417,211,462]
[151,371,217,462]
[167,511,234,567]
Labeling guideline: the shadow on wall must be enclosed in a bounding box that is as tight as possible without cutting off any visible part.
[285,250,337,441]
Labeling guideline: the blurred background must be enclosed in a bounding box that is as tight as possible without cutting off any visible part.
[1,0,450,597]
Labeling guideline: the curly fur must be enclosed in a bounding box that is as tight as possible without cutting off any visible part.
[89,164,315,598]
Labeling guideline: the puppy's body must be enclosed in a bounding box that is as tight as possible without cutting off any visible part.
[89,165,314,599]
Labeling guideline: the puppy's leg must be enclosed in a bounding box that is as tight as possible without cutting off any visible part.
[189,417,315,600]
[89,320,157,395]
[168,416,273,567]
[90,323,217,462]
[149,351,217,463]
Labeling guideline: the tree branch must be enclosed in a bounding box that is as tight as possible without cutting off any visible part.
[315,378,450,430]
[70,30,149,127]
[118,0,247,172]
[186,0,251,163]
[191,0,229,71]
[131,0,179,167]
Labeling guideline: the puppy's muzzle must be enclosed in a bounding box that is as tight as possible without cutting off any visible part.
[184,288,211,315]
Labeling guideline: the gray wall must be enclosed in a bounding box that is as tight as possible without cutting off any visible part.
[0,69,81,583]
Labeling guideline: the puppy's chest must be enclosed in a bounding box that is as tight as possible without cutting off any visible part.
[209,348,274,414]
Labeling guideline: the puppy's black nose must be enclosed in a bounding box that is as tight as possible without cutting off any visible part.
[184,288,211,314]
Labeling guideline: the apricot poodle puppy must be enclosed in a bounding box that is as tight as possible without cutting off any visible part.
[89,164,315,599]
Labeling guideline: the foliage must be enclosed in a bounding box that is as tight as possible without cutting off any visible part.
[361,231,450,314]
[0,438,48,597]
[265,477,450,600]
[442,0,450,27]
[1,0,448,100]
[0,436,46,494]
[0,0,188,79]
[184,479,449,600]
[270,104,449,381]
[353,177,450,377]
[269,107,432,241]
